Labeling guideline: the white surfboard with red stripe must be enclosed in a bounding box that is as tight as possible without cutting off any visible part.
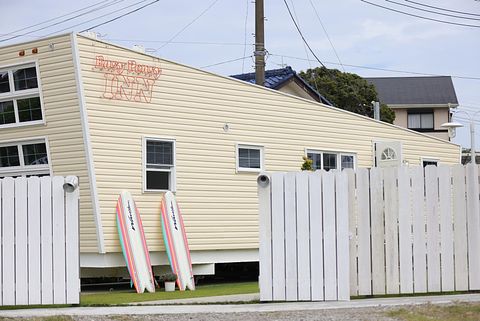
[116,191,155,293]
[160,191,195,291]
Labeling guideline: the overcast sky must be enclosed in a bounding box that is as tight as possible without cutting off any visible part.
[1,0,479,149]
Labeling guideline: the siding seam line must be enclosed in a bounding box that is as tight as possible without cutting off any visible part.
[70,32,106,254]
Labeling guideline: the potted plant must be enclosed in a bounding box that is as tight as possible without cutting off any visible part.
[159,272,177,292]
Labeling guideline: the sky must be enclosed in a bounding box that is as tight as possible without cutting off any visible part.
[1,0,480,149]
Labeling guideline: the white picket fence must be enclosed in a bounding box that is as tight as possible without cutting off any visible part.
[257,164,480,302]
[0,176,80,306]
[257,171,350,301]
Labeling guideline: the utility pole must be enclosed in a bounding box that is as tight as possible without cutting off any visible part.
[470,120,476,164]
[372,101,380,120]
[255,0,265,87]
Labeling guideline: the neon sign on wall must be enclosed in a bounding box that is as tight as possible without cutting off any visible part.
[94,55,162,103]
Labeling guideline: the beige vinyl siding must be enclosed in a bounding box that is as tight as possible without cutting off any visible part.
[0,34,98,252]
[77,35,460,253]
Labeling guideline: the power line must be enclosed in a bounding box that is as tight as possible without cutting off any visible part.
[42,0,151,36]
[0,0,124,43]
[81,0,160,31]
[269,53,480,80]
[283,0,326,67]
[308,0,345,72]
[0,0,111,38]
[242,0,250,73]
[201,55,253,68]
[360,0,480,28]
[405,0,480,17]
[104,38,252,46]
[385,0,480,21]
[157,0,220,50]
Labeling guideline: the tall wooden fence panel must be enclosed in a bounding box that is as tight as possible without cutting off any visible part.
[0,176,80,306]
[258,171,350,302]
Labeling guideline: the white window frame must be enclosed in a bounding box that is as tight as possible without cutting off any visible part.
[421,157,439,167]
[236,143,264,173]
[0,61,45,129]
[0,137,52,177]
[305,148,357,171]
[142,136,176,192]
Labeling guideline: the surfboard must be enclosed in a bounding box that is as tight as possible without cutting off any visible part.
[160,191,195,291]
[116,191,155,293]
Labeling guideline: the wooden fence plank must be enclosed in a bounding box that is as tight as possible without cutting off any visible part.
[284,172,298,301]
[2,177,15,305]
[356,168,371,295]
[411,166,427,293]
[309,172,324,301]
[296,172,311,301]
[52,176,66,304]
[258,173,273,302]
[323,171,337,300]
[466,164,480,290]
[438,166,454,292]
[384,167,399,294]
[398,166,413,294]
[15,178,28,305]
[370,167,385,295]
[65,177,80,304]
[40,177,53,304]
[425,165,441,292]
[27,177,42,305]
[346,169,358,297]
[336,171,350,300]
[452,165,468,291]
[271,173,286,300]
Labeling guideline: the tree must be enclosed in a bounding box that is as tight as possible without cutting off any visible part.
[299,67,395,124]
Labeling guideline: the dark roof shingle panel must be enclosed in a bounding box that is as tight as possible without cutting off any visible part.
[365,76,458,105]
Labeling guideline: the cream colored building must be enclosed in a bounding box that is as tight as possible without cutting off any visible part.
[0,33,461,275]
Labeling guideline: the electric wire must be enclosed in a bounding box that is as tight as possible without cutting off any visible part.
[241,0,250,73]
[269,53,480,80]
[0,0,125,43]
[405,0,480,17]
[308,0,345,72]
[0,0,111,38]
[41,0,152,36]
[201,55,253,68]
[283,0,326,67]
[104,38,252,45]
[360,0,480,28]
[385,0,480,21]
[80,0,160,32]
[157,0,220,50]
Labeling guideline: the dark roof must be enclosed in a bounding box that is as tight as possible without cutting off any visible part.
[231,66,332,105]
[365,76,458,106]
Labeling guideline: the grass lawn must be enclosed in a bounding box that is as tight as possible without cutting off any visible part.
[80,281,259,306]
[387,303,480,321]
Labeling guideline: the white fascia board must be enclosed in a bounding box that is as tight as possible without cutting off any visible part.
[70,33,106,254]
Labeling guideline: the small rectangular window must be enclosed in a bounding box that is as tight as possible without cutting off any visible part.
[237,144,263,172]
[408,111,434,130]
[323,153,337,171]
[307,150,356,171]
[144,138,175,191]
[0,139,50,177]
[0,63,43,128]
[341,154,355,170]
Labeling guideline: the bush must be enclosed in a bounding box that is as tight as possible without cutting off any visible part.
[158,272,177,282]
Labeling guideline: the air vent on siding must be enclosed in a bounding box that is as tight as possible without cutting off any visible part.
[132,45,145,53]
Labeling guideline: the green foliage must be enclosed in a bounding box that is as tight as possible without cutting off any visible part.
[298,67,395,124]
[158,272,177,282]
[301,156,314,171]
[387,303,480,321]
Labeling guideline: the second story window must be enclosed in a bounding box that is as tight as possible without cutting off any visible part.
[407,110,434,131]
[0,64,43,128]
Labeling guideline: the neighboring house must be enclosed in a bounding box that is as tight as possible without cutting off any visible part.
[365,76,458,142]
[0,33,460,277]
[231,66,332,105]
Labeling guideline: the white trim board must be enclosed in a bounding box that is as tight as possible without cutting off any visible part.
[70,33,105,254]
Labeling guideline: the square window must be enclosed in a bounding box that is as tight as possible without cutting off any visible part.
[0,100,15,125]
[307,152,322,170]
[0,71,10,93]
[22,143,48,165]
[17,97,42,122]
[237,145,263,171]
[0,145,20,167]
[323,153,337,171]
[13,67,38,91]
[341,155,354,169]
